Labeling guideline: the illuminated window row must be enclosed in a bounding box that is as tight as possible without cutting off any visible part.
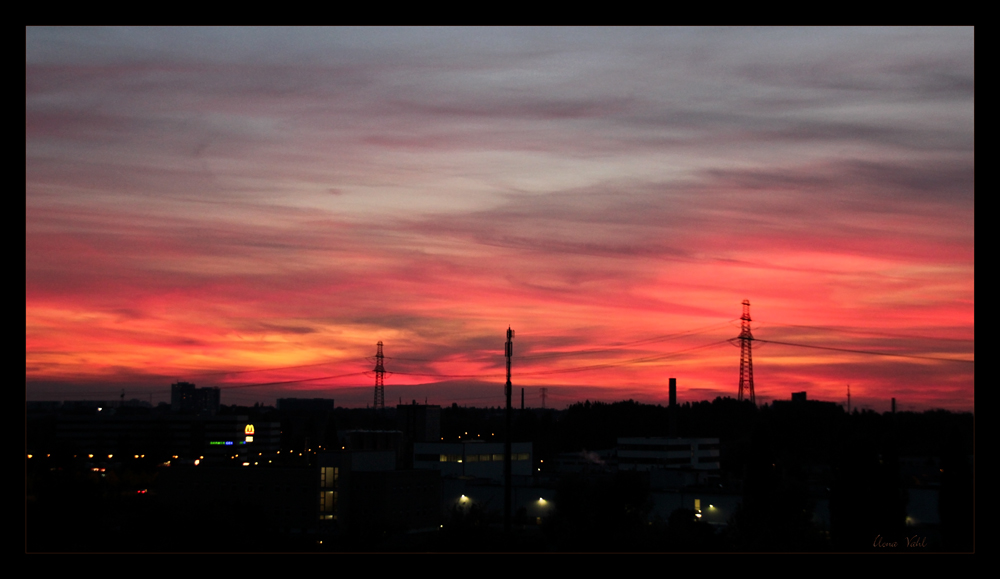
[434,453,530,463]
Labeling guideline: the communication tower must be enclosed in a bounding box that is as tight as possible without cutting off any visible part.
[504,326,514,533]
[374,341,385,410]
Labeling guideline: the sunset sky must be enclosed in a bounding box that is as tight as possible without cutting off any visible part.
[26,27,974,411]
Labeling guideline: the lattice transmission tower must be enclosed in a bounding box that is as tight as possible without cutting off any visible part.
[738,300,756,404]
[373,341,385,410]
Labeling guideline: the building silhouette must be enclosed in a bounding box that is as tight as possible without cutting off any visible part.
[170,382,220,416]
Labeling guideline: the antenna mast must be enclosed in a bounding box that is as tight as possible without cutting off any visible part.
[374,341,385,411]
[504,326,514,533]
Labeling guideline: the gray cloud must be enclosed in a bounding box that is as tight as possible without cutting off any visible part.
[26,28,974,409]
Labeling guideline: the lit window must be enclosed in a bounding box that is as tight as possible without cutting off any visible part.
[320,490,336,512]
[321,467,337,488]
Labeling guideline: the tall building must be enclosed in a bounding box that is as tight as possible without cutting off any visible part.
[397,402,441,443]
[171,382,220,416]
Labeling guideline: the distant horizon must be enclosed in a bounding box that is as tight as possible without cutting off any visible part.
[26,378,971,415]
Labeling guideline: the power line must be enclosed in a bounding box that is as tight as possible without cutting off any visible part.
[517,320,736,361]
[29,316,974,402]
[372,339,733,380]
[374,320,738,364]
[761,322,975,343]
[383,370,501,379]
[214,371,370,390]
[139,319,735,381]
[753,339,974,364]
[511,340,733,377]
[180,358,367,378]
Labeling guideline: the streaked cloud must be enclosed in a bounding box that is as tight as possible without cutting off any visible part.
[26,27,973,410]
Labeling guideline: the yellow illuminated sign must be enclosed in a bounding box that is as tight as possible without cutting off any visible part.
[245,424,255,435]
